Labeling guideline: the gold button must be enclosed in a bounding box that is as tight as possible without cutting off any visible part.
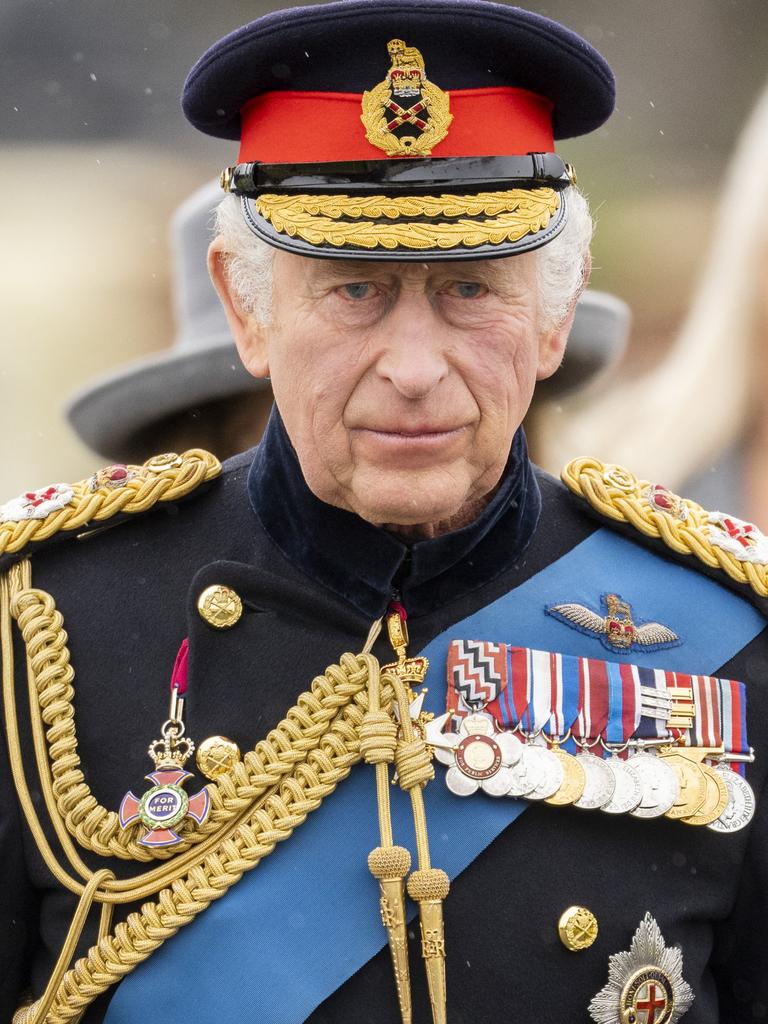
[558,905,598,951]
[196,735,242,780]
[197,584,243,629]
[144,452,183,473]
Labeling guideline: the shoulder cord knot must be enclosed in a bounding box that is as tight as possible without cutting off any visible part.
[0,449,221,558]
[562,455,768,597]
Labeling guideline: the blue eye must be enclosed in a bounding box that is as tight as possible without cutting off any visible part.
[341,282,374,299]
[451,281,485,298]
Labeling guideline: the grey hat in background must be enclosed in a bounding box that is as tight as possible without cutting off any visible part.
[543,288,631,398]
[66,179,269,461]
[66,179,629,461]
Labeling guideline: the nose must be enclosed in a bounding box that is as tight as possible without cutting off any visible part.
[375,294,450,399]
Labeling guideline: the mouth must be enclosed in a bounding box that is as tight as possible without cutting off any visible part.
[351,424,469,459]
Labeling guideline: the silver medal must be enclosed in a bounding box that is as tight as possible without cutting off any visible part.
[708,765,756,834]
[601,756,642,814]
[573,751,616,810]
[628,750,680,818]
[502,750,542,797]
[428,711,523,798]
[481,765,516,797]
[522,745,564,801]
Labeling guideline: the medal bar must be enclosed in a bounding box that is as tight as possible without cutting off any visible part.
[431,641,756,833]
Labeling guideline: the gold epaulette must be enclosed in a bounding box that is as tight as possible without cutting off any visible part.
[562,456,768,599]
[0,449,221,558]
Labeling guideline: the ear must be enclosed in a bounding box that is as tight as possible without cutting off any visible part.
[536,252,591,381]
[207,237,270,378]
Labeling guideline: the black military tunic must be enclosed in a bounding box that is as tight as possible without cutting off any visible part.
[2,415,767,1024]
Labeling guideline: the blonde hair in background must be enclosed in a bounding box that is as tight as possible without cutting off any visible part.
[533,80,768,487]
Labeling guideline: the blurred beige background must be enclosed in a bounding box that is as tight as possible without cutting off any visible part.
[2,0,767,495]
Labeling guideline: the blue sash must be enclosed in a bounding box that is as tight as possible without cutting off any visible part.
[106,529,765,1023]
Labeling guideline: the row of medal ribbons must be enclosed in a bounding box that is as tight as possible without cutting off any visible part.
[424,642,754,833]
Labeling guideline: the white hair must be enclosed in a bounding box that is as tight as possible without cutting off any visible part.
[213,185,592,329]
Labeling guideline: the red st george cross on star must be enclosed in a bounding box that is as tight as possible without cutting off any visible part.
[634,981,668,1024]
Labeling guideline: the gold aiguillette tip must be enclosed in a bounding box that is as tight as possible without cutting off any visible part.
[368,846,412,1024]
[407,868,450,1024]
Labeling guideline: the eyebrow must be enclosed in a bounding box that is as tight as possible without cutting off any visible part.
[308,256,524,291]
[310,260,395,281]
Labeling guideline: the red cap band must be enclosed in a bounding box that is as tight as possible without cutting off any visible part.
[238,86,554,164]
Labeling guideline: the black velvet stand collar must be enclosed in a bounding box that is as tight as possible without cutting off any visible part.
[248,411,542,619]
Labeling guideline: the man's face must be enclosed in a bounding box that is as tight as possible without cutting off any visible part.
[218,250,570,530]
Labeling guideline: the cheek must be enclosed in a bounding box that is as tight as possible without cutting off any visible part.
[267,321,372,468]
[458,317,540,417]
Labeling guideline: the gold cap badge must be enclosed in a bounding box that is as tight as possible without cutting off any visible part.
[361,39,453,156]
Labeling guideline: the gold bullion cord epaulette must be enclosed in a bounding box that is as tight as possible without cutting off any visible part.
[2,559,445,1024]
[562,456,768,599]
[0,449,222,560]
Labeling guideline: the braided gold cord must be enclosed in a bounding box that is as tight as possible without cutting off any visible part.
[2,562,394,1021]
[11,575,370,864]
[561,456,768,597]
[0,449,221,557]
[43,657,388,1024]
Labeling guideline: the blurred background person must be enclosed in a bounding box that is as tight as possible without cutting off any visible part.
[534,78,768,525]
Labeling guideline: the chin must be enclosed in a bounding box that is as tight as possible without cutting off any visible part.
[349,473,469,529]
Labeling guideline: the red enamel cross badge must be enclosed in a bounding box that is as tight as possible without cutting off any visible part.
[119,767,210,848]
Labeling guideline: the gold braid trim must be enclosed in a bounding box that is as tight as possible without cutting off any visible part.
[1,560,393,1023]
[255,189,560,251]
[8,571,387,867]
[0,449,221,557]
[561,456,768,598]
[42,655,388,1024]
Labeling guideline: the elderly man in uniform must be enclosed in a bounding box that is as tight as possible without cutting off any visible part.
[1,3,766,1024]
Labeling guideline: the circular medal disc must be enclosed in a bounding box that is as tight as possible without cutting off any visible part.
[455,734,503,780]
[482,765,516,797]
[573,752,616,810]
[628,751,680,818]
[523,746,565,801]
[503,750,542,797]
[544,748,587,806]
[496,731,523,766]
[708,765,756,833]
[601,757,642,815]
[445,764,479,797]
[138,784,189,831]
[661,753,708,820]
[680,764,729,826]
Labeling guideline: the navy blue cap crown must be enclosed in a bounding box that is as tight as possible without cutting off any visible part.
[183,0,614,142]
[182,0,614,261]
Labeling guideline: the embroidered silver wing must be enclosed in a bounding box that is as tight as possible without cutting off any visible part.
[549,602,606,635]
[634,622,680,646]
